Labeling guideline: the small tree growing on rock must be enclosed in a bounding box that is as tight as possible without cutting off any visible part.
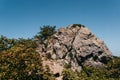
[37,25,56,42]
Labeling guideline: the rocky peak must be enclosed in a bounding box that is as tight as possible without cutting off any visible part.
[37,24,112,79]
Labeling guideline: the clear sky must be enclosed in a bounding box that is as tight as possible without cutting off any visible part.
[0,0,120,56]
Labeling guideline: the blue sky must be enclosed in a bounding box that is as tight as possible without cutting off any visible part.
[0,0,120,56]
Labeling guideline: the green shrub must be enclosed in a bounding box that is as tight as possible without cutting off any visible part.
[68,52,73,59]
[0,38,56,80]
[64,62,72,69]
[62,69,77,80]
[62,56,120,80]
[46,53,52,59]
[37,25,56,41]
[72,24,85,27]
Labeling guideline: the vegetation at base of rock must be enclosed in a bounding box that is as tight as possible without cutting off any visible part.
[42,65,55,80]
[62,69,77,80]
[64,62,72,69]
[62,56,120,80]
[0,36,55,80]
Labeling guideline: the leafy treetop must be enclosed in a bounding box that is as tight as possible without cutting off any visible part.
[35,25,56,41]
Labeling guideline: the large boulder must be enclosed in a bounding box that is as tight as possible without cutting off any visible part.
[37,24,112,78]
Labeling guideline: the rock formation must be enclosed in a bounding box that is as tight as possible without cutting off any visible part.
[36,24,112,80]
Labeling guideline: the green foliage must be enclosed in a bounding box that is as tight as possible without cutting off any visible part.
[0,37,56,80]
[46,53,52,59]
[62,69,78,80]
[0,35,16,50]
[72,24,85,27]
[42,65,55,80]
[0,24,120,80]
[64,62,72,69]
[0,38,42,80]
[106,56,120,78]
[62,56,120,80]
[68,52,73,59]
[37,25,56,41]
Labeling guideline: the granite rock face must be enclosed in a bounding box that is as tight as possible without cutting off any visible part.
[37,24,112,79]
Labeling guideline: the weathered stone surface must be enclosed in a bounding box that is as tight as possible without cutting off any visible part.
[37,24,112,79]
